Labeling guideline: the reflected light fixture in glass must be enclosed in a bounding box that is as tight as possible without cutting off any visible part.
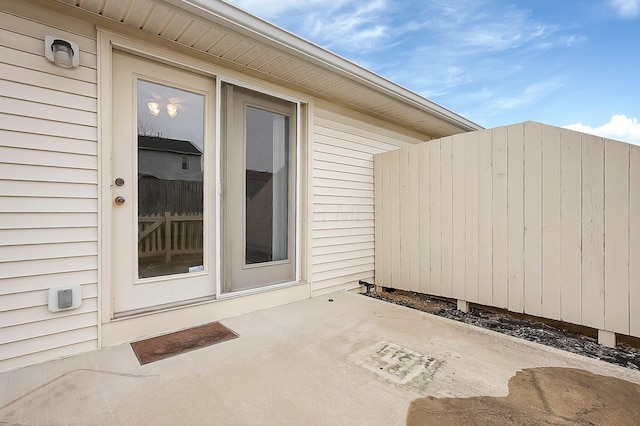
[167,103,178,118]
[147,102,160,116]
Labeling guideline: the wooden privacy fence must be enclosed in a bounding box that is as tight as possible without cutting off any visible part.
[138,177,203,216]
[138,212,203,261]
[374,121,640,338]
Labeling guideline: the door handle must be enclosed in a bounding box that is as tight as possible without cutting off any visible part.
[114,196,126,205]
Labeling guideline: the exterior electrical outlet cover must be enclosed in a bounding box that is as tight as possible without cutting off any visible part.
[48,286,82,312]
[58,289,73,309]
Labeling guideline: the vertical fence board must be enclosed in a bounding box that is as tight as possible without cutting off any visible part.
[630,145,640,337]
[604,140,629,334]
[541,124,562,320]
[418,143,431,294]
[429,140,442,296]
[478,129,493,306]
[465,133,479,302]
[492,127,509,309]
[452,135,466,299]
[560,129,582,324]
[581,134,605,329]
[507,123,525,312]
[408,145,421,292]
[399,148,411,290]
[389,149,401,287]
[524,122,542,316]
[440,137,454,297]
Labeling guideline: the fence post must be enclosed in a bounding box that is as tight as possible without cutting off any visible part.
[164,211,172,262]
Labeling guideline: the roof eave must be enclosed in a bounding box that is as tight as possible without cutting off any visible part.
[165,0,482,133]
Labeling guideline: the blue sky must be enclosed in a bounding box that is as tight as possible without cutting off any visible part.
[226,0,640,144]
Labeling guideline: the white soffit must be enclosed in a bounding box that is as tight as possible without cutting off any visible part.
[56,0,482,137]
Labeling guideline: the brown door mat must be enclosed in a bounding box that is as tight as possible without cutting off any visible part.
[131,321,239,365]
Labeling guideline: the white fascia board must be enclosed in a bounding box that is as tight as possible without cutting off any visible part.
[164,0,483,132]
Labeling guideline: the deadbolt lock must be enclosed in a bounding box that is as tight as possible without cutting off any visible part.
[115,177,125,186]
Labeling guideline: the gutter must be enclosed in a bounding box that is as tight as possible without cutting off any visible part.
[164,0,483,132]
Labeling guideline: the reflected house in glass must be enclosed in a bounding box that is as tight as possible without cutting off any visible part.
[138,136,203,182]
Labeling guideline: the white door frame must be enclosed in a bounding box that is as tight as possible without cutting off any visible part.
[215,77,302,299]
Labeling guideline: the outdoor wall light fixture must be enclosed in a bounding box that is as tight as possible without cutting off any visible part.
[44,36,80,68]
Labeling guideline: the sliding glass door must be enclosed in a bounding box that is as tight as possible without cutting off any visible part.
[222,84,297,293]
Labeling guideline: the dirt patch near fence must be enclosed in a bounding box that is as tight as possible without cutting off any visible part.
[406,367,640,426]
[365,289,640,371]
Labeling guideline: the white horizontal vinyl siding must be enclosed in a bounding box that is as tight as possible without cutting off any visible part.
[311,102,427,294]
[0,8,99,372]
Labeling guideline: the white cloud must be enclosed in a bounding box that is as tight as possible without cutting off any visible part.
[228,0,396,52]
[371,2,582,105]
[423,3,569,54]
[563,115,640,144]
[483,80,563,113]
[305,0,390,51]
[609,0,640,18]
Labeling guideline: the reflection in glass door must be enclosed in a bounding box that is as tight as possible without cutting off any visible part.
[136,80,205,279]
[245,106,289,265]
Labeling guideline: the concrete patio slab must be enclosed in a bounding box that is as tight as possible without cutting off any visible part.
[1,291,639,425]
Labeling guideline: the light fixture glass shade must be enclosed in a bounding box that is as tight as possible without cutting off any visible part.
[147,102,160,116]
[44,36,79,68]
[167,103,178,118]
[52,40,74,68]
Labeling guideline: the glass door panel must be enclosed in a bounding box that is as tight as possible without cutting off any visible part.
[137,80,205,279]
[245,106,289,265]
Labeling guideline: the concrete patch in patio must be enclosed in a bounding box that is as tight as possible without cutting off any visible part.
[352,341,438,386]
